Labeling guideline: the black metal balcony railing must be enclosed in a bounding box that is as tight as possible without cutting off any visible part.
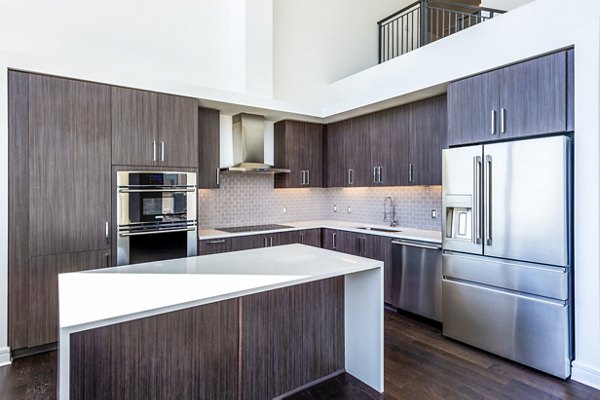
[378,0,505,63]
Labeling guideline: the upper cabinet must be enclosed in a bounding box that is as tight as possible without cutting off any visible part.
[274,120,324,188]
[198,107,221,188]
[448,50,574,146]
[112,87,198,168]
[326,94,447,187]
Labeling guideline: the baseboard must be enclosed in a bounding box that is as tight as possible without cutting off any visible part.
[572,360,600,390]
[0,346,11,367]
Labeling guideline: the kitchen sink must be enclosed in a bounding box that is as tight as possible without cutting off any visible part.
[356,227,402,233]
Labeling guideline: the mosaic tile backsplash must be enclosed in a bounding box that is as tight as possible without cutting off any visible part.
[198,173,442,231]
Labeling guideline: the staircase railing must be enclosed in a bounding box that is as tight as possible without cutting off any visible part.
[378,0,505,63]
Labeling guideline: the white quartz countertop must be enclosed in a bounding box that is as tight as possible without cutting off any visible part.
[58,244,382,330]
[199,220,441,244]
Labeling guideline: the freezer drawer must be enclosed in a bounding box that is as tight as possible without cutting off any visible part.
[442,279,571,378]
[443,252,568,300]
[392,240,442,322]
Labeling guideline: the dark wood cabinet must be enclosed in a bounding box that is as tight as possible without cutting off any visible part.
[408,95,448,186]
[448,50,573,146]
[28,250,109,347]
[111,87,157,166]
[326,120,351,187]
[199,238,232,255]
[111,88,198,168]
[370,106,410,186]
[157,93,198,168]
[29,74,111,256]
[231,234,269,251]
[274,120,324,188]
[229,230,322,252]
[298,229,322,247]
[198,107,221,188]
[346,115,371,187]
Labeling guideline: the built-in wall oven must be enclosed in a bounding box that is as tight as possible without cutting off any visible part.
[116,171,197,266]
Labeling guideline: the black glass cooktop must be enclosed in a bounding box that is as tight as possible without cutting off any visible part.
[217,224,293,233]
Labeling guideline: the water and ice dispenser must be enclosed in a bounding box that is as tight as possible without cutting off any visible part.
[444,195,473,242]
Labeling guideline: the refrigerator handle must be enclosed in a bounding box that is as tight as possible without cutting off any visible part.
[485,155,493,245]
[473,156,482,244]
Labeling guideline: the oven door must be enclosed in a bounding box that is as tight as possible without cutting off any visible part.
[118,188,196,226]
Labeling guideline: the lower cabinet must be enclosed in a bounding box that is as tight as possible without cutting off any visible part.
[23,250,110,349]
[321,229,393,304]
[203,230,323,254]
[198,238,232,255]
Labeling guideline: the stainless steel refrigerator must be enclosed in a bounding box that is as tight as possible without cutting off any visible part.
[441,135,572,378]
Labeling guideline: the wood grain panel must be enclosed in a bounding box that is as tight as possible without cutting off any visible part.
[500,51,567,139]
[157,94,198,168]
[70,299,239,400]
[198,238,232,255]
[298,229,322,247]
[305,122,324,187]
[73,81,111,251]
[370,106,410,186]
[241,277,345,399]
[198,107,220,188]
[8,71,30,350]
[28,74,77,256]
[111,86,157,166]
[409,94,447,186]
[347,115,371,187]
[326,120,349,188]
[231,234,268,251]
[28,250,109,347]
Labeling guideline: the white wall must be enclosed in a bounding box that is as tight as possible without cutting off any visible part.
[481,0,535,10]
[272,0,412,102]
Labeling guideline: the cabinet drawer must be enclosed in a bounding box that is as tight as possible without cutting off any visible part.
[198,238,232,255]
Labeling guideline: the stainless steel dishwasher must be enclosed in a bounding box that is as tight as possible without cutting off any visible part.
[391,240,442,322]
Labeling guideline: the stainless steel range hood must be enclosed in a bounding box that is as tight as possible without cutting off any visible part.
[224,113,290,173]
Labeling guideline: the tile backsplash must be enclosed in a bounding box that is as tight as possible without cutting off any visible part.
[198,174,442,231]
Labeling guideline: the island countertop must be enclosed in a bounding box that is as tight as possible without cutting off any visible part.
[58,244,382,330]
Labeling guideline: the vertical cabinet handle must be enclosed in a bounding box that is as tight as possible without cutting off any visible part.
[263,238,268,247]
[409,164,414,183]
[300,233,304,244]
[485,155,493,245]
[332,232,337,250]
[378,166,383,184]
[491,110,497,135]
[306,170,310,186]
[152,140,157,162]
[301,170,305,185]
[160,141,165,162]
[270,237,273,247]
[348,169,354,185]
[216,168,220,186]
[105,221,109,244]
[500,108,506,134]
[473,156,482,244]
[373,166,378,184]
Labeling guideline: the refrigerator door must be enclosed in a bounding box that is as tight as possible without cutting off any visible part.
[442,145,483,255]
[483,136,570,266]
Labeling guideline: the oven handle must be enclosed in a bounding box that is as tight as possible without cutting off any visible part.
[119,227,196,237]
[118,188,196,193]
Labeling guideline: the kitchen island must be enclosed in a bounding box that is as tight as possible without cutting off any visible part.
[58,244,383,399]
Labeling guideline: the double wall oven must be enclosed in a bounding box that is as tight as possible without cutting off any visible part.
[116,171,197,266]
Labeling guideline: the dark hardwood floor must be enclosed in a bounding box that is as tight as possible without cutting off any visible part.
[1,310,599,400]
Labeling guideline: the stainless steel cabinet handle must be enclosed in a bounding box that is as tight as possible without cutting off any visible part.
[378,166,383,184]
[263,237,268,247]
[160,141,165,162]
[500,108,506,134]
[301,170,305,185]
[473,156,482,244]
[119,227,195,237]
[152,140,157,162]
[332,232,337,249]
[216,168,220,185]
[391,240,442,250]
[207,239,226,244]
[105,221,109,244]
[348,169,354,185]
[306,170,310,186]
[491,110,496,135]
[485,155,493,245]
[373,166,377,184]
[269,237,273,247]
[299,233,304,244]
[409,164,414,182]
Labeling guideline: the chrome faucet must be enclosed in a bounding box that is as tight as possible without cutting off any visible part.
[383,196,397,227]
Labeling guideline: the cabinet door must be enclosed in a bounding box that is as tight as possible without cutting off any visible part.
[326,121,349,188]
[337,231,361,256]
[28,250,109,347]
[231,234,268,251]
[321,229,337,250]
[500,51,567,139]
[198,108,221,188]
[111,87,157,166]
[298,229,321,247]
[409,95,448,186]
[304,123,324,187]
[346,115,371,187]
[273,231,298,246]
[370,106,410,186]
[364,235,393,304]
[29,75,111,256]
[157,94,198,168]
[274,121,304,188]
[447,71,500,146]
[198,238,232,255]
